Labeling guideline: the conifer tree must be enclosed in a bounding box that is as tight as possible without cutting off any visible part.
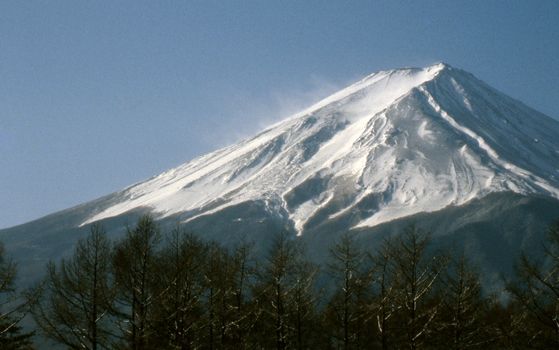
[150,228,206,349]
[369,239,397,350]
[112,215,162,350]
[0,321,34,350]
[202,242,229,348]
[325,232,372,350]
[252,232,315,350]
[436,254,490,349]
[389,225,446,350]
[485,297,525,349]
[0,241,35,349]
[227,242,257,348]
[32,223,115,350]
[507,221,559,348]
[289,258,319,350]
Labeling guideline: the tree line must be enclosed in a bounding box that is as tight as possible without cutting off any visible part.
[2,216,559,349]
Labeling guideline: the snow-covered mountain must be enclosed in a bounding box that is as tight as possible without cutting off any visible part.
[83,63,559,232]
[2,63,559,287]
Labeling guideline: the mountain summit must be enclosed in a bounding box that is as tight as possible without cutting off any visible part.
[83,63,559,233]
[2,63,559,286]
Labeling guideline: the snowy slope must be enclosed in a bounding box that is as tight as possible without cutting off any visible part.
[82,63,559,234]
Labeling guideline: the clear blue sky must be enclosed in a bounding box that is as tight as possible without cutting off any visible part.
[1,1,558,229]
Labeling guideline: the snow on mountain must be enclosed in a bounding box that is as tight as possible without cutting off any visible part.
[82,63,559,234]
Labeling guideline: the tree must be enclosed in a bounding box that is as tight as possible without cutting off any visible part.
[112,215,162,350]
[0,241,35,349]
[151,229,206,349]
[369,239,397,350]
[507,221,559,348]
[32,223,115,350]
[436,254,491,349]
[289,259,319,350]
[325,232,372,350]
[200,240,258,349]
[252,232,317,350]
[389,225,446,350]
[201,242,229,349]
[485,296,527,350]
[226,242,257,348]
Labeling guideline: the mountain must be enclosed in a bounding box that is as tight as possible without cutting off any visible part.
[2,63,559,288]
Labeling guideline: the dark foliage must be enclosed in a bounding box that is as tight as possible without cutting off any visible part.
[32,223,115,349]
[0,242,35,349]
[9,217,559,348]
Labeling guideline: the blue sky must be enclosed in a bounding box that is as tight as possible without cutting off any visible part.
[1,1,558,229]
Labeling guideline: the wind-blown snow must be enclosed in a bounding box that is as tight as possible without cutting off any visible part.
[82,63,559,234]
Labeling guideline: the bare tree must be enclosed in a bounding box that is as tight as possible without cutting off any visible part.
[112,215,162,350]
[202,242,227,349]
[227,242,257,348]
[32,223,115,350]
[0,241,35,349]
[252,232,315,350]
[325,232,372,350]
[290,258,319,350]
[507,221,559,349]
[151,228,206,350]
[201,241,259,350]
[369,239,397,350]
[389,225,446,350]
[437,253,490,349]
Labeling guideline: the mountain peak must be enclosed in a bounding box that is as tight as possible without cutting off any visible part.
[80,64,559,233]
[281,63,444,126]
[374,62,449,76]
[3,63,559,294]
[430,61,451,69]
